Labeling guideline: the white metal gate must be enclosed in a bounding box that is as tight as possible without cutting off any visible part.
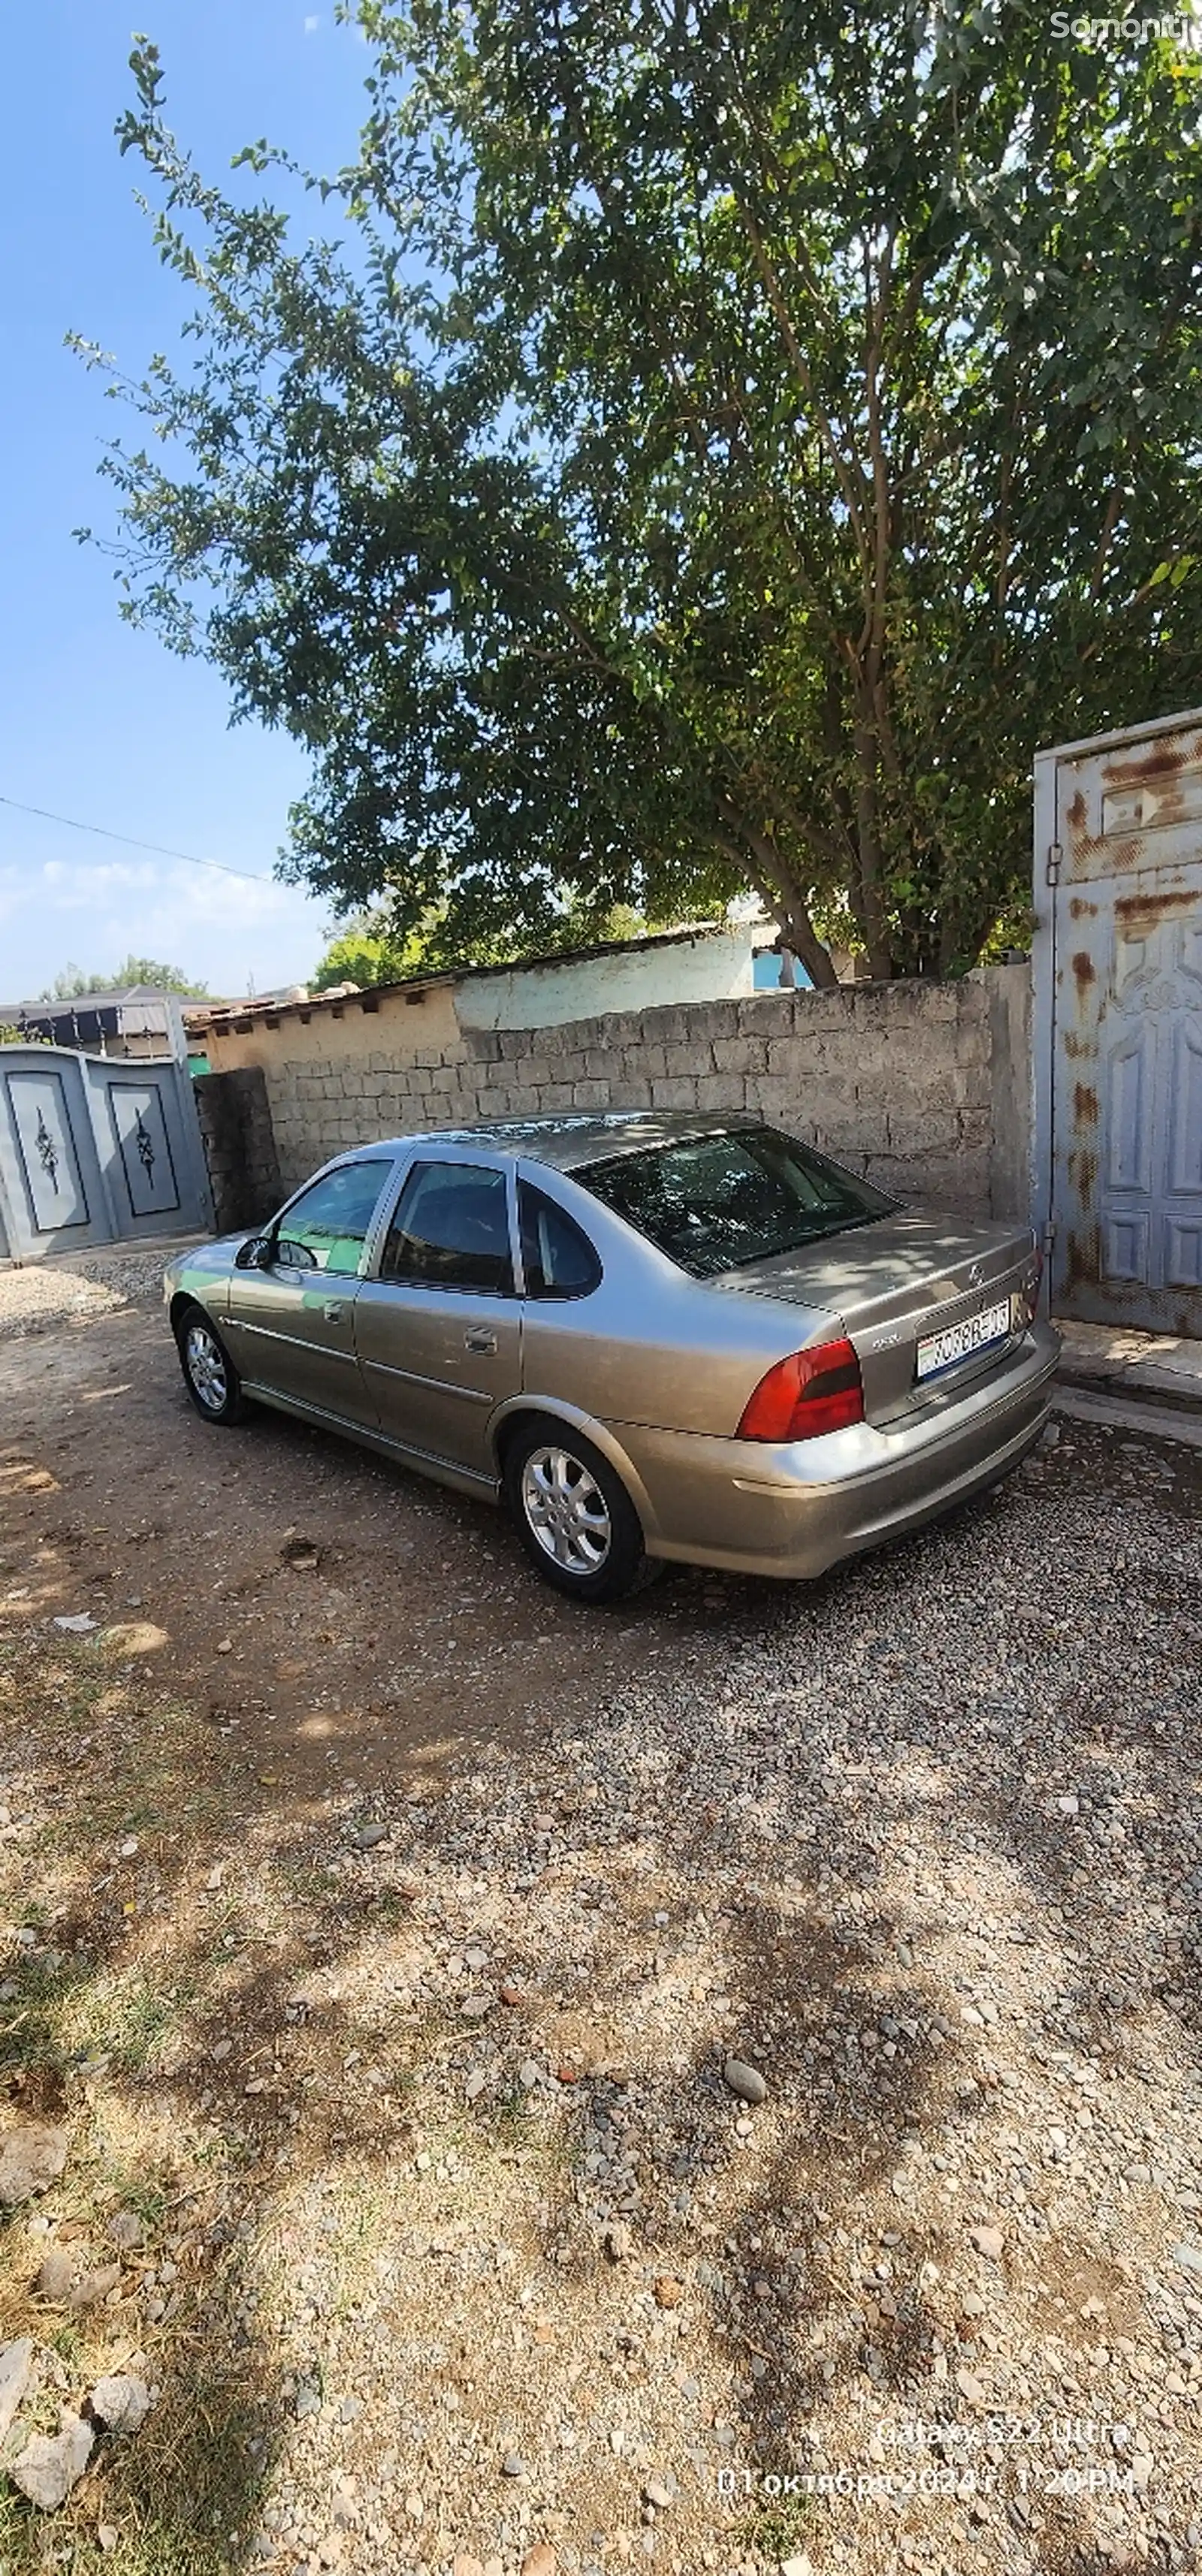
[1033,711,1202,1334]
[0,1045,213,1262]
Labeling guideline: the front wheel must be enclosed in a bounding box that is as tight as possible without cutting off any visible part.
[176,1307,249,1427]
[503,1417,652,1604]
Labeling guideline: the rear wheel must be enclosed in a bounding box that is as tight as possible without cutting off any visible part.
[503,1417,651,1604]
[175,1306,248,1427]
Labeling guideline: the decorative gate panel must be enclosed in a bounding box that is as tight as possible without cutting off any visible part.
[5,1068,91,1234]
[107,1081,183,1224]
[0,1044,212,1261]
[1034,711,1202,1335]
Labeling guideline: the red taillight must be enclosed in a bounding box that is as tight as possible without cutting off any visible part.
[735,1336,865,1442]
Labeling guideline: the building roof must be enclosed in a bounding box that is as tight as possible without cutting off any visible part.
[0,987,183,1031]
[183,920,730,1037]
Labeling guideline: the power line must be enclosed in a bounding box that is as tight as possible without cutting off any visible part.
[0,793,276,886]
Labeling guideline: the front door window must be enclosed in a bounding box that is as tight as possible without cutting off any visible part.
[224,1158,394,1429]
[274,1160,393,1275]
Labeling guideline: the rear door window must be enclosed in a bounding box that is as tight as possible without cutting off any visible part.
[380,1161,514,1294]
[519,1182,602,1299]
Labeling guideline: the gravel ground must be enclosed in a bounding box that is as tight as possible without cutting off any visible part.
[0,1243,190,1339]
[0,1310,1200,2576]
[231,1418,1200,2576]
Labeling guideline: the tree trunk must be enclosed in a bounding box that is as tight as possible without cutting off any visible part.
[741,835,841,990]
[714,814,841,989]
[850,703,895,980]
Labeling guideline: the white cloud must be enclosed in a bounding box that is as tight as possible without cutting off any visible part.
[304,13,320,29]
[0,856,329,1002]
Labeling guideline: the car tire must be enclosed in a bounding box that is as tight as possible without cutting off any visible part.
[175,1305,249,1427]
[503,1416,653,1605]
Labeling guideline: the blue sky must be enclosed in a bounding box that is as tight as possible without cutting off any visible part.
[0,1,370,1004]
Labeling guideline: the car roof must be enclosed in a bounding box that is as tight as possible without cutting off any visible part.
[344,1111,760,1175]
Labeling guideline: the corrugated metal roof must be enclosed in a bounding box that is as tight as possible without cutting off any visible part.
[1,986,177,1021]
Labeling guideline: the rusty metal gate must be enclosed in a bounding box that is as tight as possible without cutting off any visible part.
[1033,711,1202,1334]
[0,1044,213,1262]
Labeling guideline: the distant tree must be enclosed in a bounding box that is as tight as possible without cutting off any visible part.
[311,894,681,987]
[40,956,209,1000]
[310,917,414,991]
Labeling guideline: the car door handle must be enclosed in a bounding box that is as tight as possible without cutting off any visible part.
[323,1300,347,1323]
[464,1327,497,1354]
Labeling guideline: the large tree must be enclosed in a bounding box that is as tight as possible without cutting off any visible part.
[80,4,1202,978]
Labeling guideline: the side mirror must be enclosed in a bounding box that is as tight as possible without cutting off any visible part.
[235,1234,273,1271]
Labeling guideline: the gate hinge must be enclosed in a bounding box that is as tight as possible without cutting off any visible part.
[1046,842,1062,886]
[1042,1222,1057,1252]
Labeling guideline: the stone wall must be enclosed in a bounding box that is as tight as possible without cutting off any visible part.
[985,959,1033,1228]
[215,963,1031,1223]
[193,1065,282,1233]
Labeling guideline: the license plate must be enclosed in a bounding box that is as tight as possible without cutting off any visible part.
[916,1296,1014,1383]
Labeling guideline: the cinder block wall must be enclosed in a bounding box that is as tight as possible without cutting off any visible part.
[205,963,1031,1223]
[193,1065,282,1231]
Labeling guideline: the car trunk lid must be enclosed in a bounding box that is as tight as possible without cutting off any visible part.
[716,1213,1039,1424]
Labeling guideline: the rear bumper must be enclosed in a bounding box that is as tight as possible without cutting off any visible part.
[609,1326,1060,1580]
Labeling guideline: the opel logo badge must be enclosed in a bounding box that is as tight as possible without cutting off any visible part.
[968,1259,985,1288]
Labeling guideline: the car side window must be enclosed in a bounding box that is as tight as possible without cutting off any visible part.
[273,1161,394,1276]
[379,1161,514,1295]
[519,1182,602,1300]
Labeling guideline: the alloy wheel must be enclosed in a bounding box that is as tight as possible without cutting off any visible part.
[520,1443,612,1575]
[185,1321,228,1413]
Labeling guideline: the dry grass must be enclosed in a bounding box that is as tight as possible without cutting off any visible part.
[0,1638,278,2571]
[0,1632,489,2574]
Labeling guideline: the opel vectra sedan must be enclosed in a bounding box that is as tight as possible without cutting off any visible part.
[163,1115,1059,1602]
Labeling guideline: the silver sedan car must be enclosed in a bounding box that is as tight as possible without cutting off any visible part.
[164,1114,1059,1603]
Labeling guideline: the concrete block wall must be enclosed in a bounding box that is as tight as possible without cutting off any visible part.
[237,962,1031,1223]
[193,1065,282,1231]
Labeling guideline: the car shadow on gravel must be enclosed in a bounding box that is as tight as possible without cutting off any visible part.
[519,1870,966,2553]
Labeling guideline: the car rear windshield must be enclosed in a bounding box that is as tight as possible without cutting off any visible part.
[574,1128,898,1279]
